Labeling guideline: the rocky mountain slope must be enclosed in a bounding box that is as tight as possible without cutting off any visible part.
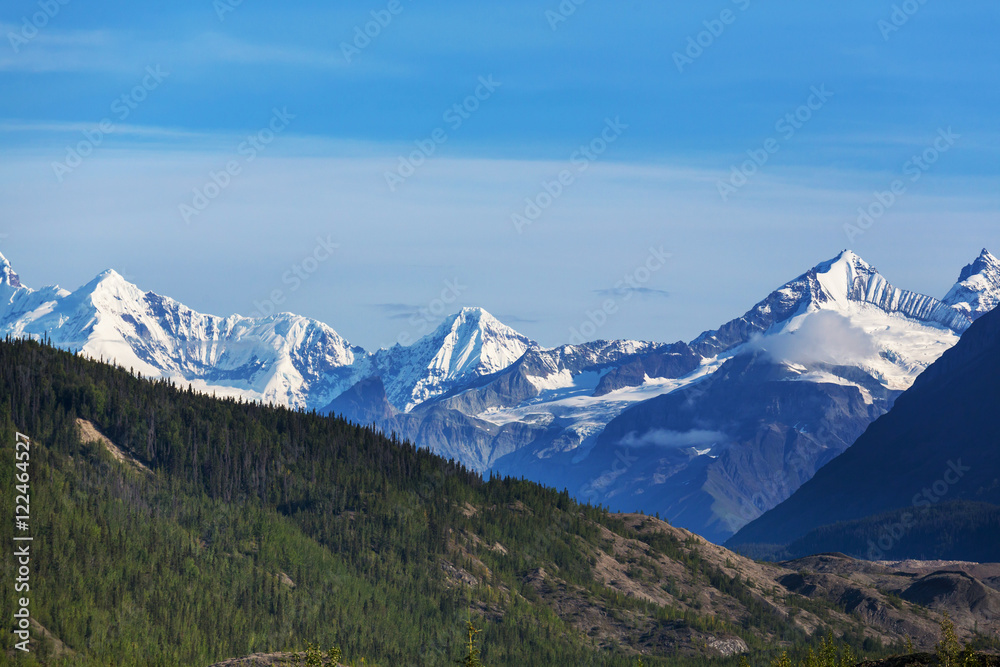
[438,250,999,541]
[727,301,1000,557]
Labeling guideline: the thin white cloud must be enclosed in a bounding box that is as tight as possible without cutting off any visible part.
[594,286,669,299]
[0,120,208,139]
[0,23,111,47]
[620,429,728,449]
[0,22,126,72]
[184,32,348,69]
[0,26,349,73]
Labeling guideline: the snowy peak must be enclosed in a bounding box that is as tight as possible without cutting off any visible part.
[809,249,968,331]
[437,306,514,331]
[434,306,498,335]
[0,251,23,289]
[0,252,26,309]
[690,250,879,356]
[691,250,969,357]
[83,269,145,303]
[812,249,875,304]
[372,307,533,411]
[959,249,998,283]
[94,268,127,283]
[821,248,871,273]
[0,249,365,410]
[0,244,994,427]
[943,249,1000,320]
[810,249,916,309]
[430,307,532,375]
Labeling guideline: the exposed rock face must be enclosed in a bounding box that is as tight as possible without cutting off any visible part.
[708,636,749,657]
[324,376,397,425]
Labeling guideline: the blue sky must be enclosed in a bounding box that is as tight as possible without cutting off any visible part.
[1,0,998,349]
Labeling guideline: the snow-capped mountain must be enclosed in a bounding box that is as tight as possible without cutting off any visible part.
[366,307,533,411]
[727,297,1000,557]
[726,249,971,389]
[526,250,998,541]
[692,250,969,360]
[942,248,1000,320]
[1,247,998,542]
[0,252,537,417]
[0,252,364,408]
[368,249,999,540]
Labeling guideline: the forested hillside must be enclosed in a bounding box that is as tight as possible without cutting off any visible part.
[0,339,995,666]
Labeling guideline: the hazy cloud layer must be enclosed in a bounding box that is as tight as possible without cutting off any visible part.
[594,286,670,299]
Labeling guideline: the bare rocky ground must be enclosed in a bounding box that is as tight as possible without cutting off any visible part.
[443,512,1000,660]
[75,418,153,475]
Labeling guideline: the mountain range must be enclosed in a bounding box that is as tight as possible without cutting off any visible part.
[2,247,999,542]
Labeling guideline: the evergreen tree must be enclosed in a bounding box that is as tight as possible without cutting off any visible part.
[937,613,962,667]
